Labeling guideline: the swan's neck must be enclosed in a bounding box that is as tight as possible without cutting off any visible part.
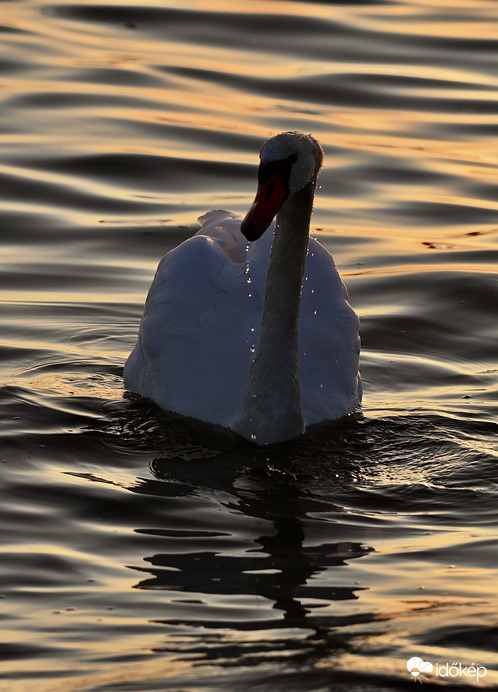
[233,180,315,444]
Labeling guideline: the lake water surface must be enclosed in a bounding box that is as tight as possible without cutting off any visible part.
[1,1,498,690]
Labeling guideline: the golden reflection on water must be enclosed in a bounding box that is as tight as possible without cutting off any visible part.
[1,0,496,246]
[0,3,497,690]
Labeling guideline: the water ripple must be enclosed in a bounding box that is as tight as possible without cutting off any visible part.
[1,0,497,690]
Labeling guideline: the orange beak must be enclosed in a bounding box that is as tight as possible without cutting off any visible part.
[241,168,289,241]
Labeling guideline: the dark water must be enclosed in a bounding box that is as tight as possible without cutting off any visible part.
[1,1,497,690]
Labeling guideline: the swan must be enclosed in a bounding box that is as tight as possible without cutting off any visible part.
[124,131,361,445]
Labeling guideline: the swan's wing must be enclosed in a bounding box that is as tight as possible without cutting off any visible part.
[197,208,274,289]
[299,236,361,424]
[196,209,248,263]
[124,218,267,427]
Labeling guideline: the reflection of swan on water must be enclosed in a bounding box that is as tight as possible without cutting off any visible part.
[124,132,361,445]
[133,458,374,634]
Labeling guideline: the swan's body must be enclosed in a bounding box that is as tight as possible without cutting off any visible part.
[124,132,361,444]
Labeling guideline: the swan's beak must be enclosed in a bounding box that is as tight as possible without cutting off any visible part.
[241,168,289,241]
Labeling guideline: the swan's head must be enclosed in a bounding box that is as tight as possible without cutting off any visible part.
[241,131,324,241]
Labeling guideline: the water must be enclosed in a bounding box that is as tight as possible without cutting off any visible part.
[1,0,497,689]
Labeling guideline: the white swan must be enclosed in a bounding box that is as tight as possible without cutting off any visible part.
[124,132,361,445]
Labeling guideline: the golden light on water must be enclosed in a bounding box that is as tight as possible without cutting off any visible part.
[1,0,496,244]
[1,2,497,688]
